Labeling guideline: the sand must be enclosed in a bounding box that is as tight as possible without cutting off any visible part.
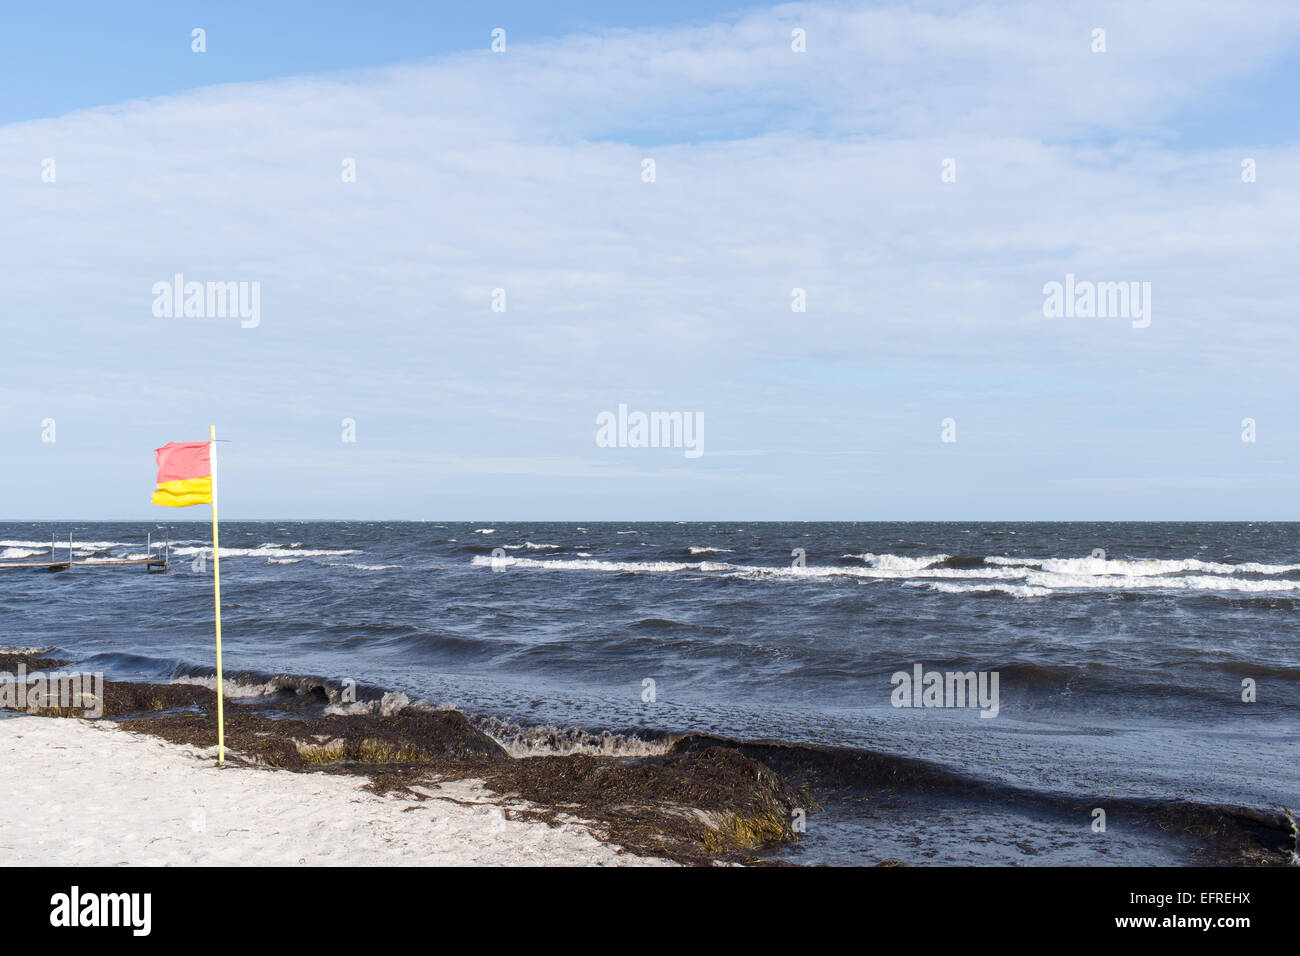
[0,714,670,866]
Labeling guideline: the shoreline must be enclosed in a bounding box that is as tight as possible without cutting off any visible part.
[0,650,809,866]
[2,650,1295,867]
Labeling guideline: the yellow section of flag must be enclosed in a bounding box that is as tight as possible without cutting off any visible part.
[151,477,213,507]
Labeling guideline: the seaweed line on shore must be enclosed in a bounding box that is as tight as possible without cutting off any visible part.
[2,649,1295,867]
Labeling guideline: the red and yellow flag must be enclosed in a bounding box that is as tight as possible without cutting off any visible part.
[150,429,228,765]
[151,441,213,507]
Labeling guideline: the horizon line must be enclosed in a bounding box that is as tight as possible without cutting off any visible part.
[3,518,1298,524]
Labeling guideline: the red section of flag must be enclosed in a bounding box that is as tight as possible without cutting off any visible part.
[155,441,211,483]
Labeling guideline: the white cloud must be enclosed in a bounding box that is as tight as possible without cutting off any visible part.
[1,0,1296,517]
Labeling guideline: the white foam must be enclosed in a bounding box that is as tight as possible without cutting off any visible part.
[170,545,361,559]
[474,555,700,574]
[860,553,950,571]
[0,539,130,549]
[911,581,1053,598]
[688,546,733,554]
[470,554,1025,581]
[472,551,1300,597]
[985,555,1300,576]
[1025,570,1300,592]
[0,548,44,559]
[172,675,286,698]
[324,691,411,717]
[474,716,674,759]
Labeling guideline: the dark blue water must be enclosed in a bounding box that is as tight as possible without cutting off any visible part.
[3,521,1298,864]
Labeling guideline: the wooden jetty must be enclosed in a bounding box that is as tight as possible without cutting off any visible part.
[0,532,169,573]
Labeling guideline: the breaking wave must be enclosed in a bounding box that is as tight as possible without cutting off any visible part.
[170,545,361,559]
[985,555,1300,576]
[472,551,1300,599]
[0,548,44,559]
[859,553,950,571]
[473,715,675,758]
[167,670,671,759]
[911,581,1053,598]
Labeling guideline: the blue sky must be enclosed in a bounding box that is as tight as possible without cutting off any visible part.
[0,1,757,126]
[2,0,1298,520]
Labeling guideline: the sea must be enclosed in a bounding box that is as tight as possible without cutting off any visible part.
[2,520,1297,865]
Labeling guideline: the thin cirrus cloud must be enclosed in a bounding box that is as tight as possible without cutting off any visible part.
[1,0,1297,519]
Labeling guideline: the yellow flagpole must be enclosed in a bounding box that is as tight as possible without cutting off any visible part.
[210,425,225,766]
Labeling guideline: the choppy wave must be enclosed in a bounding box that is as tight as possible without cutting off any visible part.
[0,539,129,550]
[173,673,331,700]
[1028,571,1300,592]
[171,545,361,559]
[472,551,1300,598]
[633,617,684,629]
[860,553,951,570]
[985,555,1300,576]
[172,672,406,715]
[0,548,44,559]
[474,715,674,758]
[168,670,671,758]
[911,581,1054,598]
[474,555,700,574]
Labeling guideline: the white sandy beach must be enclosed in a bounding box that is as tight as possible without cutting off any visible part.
[0,715,669,866]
